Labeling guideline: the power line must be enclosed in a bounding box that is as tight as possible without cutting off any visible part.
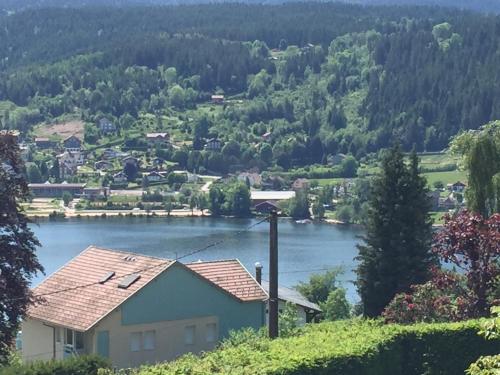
[26,216,269,301]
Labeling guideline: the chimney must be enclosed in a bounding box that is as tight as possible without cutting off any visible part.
[255,262,263,285]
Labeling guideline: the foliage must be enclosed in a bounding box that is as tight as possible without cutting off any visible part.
[321,288,352,321]
[0,134,43,362]
[383,269,471,324]
[287,190,310,219]
[0,355,110,375]
[433,211,500,316]
[135,320,498,375]
[295,268,345,305]
[467,307,500,375]
[62,191,72,206]
[278,302,301,338]
[356,146,435,317]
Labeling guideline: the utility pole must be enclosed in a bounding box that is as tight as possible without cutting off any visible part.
[268,210,279,339]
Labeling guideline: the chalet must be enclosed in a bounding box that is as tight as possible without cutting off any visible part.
[63,135,82,151]
[21,247,267,368]
[211,95,224,104]
[254,201,280,214]
[448,181,466,193]
[292,178,309,191]
[250,191,295,206]
[29,182,85,198]
[113,172,128,184]
[439,196,456,210]
[57,150,84,178]
[146,133,170,145]
[204,138,222,152]
[34,137,55,150]
[94,160,114,171]
[146,171,162,182]
[98,118,116,134]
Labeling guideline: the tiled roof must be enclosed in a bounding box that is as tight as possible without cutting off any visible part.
[186,260,267,302]
[29,248,266,331]
[29,246,173,331]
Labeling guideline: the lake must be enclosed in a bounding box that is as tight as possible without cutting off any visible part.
[31,217,363,301]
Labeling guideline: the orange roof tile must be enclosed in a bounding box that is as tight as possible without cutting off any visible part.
[29,246,172,331]
[186,260,268,302]
[29,248,266,331]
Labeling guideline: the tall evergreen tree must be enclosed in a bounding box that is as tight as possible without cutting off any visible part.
[0,134,43,362]
[355,145,434,317]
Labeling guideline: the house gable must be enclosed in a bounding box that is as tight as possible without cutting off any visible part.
[121,263,265,337]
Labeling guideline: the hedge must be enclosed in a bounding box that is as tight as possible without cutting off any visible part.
[0,355,110,375]
[137,320,499,375]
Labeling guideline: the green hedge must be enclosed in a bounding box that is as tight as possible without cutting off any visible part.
[0,355,110,375]
[138,320,499,375]
[467,354,500,375]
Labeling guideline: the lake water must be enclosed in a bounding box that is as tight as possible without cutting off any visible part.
[31,217,363,301]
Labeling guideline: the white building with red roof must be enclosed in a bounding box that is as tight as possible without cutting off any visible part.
[21,247,267,368]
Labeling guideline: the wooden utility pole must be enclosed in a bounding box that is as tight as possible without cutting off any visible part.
[268,210,279,338]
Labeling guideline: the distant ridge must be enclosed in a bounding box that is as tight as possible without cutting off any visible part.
[1,0,499,13]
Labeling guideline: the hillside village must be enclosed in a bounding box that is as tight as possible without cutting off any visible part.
[11,117,468,222]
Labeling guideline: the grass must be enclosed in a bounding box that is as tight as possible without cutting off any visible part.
[312,178,347,186]
[430,211,447,225]
[423,170,467,187]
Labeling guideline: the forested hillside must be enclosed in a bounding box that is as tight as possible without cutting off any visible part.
[1,3,500,172]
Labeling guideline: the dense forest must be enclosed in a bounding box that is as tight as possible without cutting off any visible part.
[1,3,500,172]
[2,0,500,13]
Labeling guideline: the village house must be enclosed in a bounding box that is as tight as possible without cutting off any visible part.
[34,137,55,150]
[428,190,441,211]
[237,172,262,187]
[113,171,128,184]
[63,135,82,152]
[211,95,224,104]
[292,178,309,191]
[146,133,170,145]
[145,171,162,182]
[439,196,456,210]
[21,247,267,368]
[94,160,114,171]
[28,182,86,198]
[102,148,123,160]
[98,118,117,134]
[448,181,466,193]
[204,138,222,152]
[57,150,85,178]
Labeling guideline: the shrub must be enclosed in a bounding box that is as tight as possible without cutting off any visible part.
[136,320,498,375]
[0,355,110,375]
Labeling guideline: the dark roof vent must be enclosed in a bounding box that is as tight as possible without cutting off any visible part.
[118,274,141,289]
[123,256,136,262]
[99,271,115,284]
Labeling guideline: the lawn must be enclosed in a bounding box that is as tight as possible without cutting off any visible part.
[423,170,467,187]
[312,177,347,186]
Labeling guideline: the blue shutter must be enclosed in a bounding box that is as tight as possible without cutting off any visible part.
[97,331,109,358]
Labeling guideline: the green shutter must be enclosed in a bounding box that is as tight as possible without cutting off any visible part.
[97,331,109,358]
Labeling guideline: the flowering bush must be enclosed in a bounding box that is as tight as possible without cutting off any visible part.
[383,270,471,324]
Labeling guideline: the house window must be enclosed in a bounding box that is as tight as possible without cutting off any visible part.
[75,331,84,350]
[65,329,74,346]
[206,323,217,343]
[184,325,195,345]
[143,330,156,351]
[130,332,142,352]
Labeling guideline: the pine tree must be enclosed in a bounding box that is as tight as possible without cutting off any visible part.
[0,134,43,362]
[355,145,434,317]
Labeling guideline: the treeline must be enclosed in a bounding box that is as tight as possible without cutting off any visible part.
[0,3,460,70]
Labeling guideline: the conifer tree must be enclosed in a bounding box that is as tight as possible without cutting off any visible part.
[355,145,434,317]
[0,134,43,362]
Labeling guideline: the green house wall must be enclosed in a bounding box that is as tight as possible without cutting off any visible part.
[121,263,265,337]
